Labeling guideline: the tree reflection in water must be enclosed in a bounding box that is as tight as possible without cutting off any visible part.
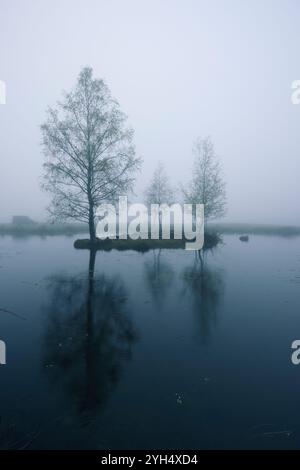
[143,249,174,306]
[182,251,224,341]
[42,249,137,420]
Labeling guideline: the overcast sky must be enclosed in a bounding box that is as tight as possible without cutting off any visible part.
[1,0,300,224]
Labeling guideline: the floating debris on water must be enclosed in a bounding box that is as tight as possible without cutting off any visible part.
[175,393,183,405]
[250,424,293,440]
[0,307,26,321]
[203,377,211,383]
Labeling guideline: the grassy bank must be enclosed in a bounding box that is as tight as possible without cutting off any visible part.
[0,223,88,237]
[209,223,300,237]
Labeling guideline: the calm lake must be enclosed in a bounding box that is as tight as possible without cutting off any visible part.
[0,233,300,449]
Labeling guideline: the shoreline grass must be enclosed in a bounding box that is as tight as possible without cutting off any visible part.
[209,223,300,237]
[0,223,88,237]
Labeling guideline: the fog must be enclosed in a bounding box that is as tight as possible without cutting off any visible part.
[0,0,300,224]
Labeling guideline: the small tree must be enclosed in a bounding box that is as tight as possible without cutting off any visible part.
[144,162,174,206]
[41,67,141,243]
[144,163,174,238]
[183,137,226,220]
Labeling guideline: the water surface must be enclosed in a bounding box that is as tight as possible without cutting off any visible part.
[0,234,300,449]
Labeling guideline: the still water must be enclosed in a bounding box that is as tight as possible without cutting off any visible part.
[0,234,300,449]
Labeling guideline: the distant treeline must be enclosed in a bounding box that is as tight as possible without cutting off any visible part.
[0,222,88,237]
[0,222,300,238]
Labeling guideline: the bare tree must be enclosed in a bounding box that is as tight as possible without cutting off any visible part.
[183,137,226,220]
[41,67,141,243]
[144,162,174,206]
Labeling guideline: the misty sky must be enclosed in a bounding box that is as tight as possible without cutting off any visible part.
[1,0,300,224]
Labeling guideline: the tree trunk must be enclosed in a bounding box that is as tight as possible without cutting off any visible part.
[89,206,96,244]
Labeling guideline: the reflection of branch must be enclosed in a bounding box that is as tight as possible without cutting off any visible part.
[0,307,26,320]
